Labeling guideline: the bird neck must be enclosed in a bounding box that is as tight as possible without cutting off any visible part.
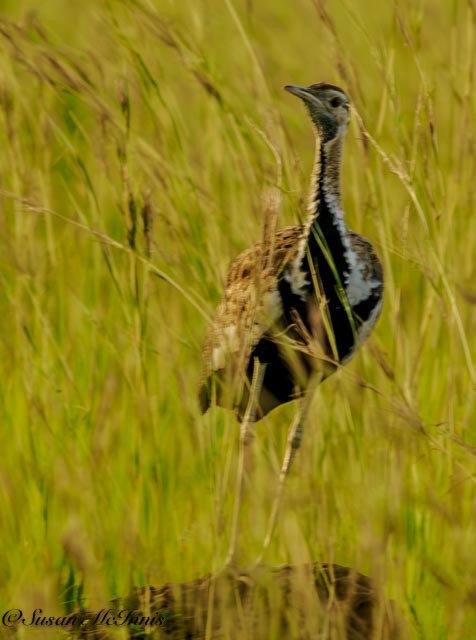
[300,126,351,278]
[286,124,354,302]
[308,127,347,235]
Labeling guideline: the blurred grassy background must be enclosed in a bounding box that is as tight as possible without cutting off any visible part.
[0,0,475,636]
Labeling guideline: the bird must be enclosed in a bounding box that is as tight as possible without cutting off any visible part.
[199,82,384,565]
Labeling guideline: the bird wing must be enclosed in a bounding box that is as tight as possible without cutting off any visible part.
[199,225,303,413]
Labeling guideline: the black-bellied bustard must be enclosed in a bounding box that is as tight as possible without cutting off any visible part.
[199,83,384,565]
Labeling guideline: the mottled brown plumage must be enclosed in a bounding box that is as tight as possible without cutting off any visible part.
[200,225,302,416]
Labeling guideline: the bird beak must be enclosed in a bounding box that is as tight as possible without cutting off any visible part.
[284,85,324,109]
[285,84,311,98]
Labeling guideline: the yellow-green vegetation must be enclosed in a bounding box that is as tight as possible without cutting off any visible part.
[0,0,475,637]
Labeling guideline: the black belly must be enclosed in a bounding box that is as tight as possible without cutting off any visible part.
[241,279,382,420]
[247,336,311,412]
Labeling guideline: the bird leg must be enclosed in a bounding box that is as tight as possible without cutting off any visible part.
[257,375,320,564]
[226,357,266,567]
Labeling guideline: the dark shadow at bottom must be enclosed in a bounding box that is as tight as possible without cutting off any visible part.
[67,563,405,639]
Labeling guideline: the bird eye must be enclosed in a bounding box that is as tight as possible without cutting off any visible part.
[330,97,341,108]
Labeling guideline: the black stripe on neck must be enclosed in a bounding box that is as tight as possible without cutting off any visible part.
[307,140,350,293]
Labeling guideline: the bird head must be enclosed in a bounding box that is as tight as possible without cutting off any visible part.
[285,83,350,141]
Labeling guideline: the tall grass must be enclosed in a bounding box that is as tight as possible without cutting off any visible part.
[0,0,475,637]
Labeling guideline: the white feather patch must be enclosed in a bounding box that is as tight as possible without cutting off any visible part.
[212,324,238,370]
